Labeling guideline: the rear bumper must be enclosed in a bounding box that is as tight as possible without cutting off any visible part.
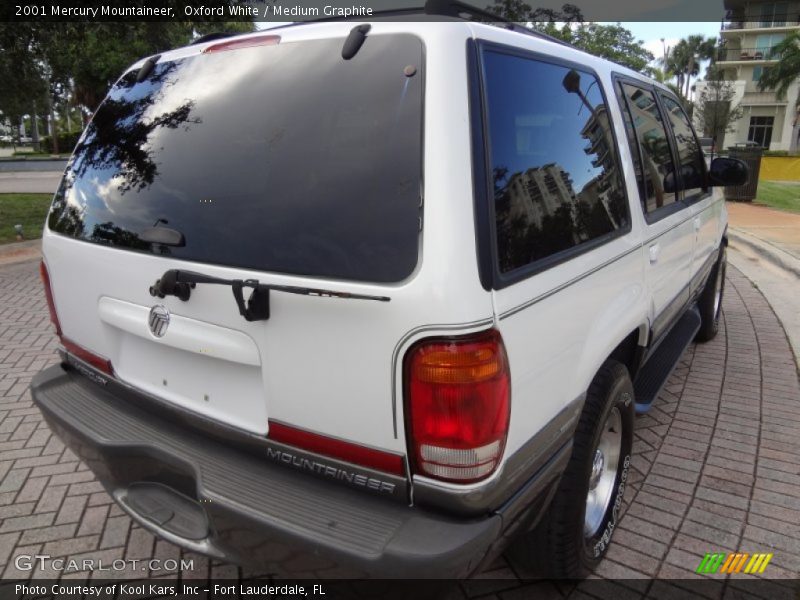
[32,363,507,578]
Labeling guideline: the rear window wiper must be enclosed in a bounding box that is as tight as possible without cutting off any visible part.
[149,269,390,322]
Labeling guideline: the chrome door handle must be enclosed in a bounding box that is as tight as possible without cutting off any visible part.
[694,217,701,232]
[649,244,660,264]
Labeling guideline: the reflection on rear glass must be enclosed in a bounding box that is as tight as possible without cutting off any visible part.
[49,35,424,283]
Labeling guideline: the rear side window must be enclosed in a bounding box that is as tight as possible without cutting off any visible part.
[660,95,707,198]
[482,50,629,275]
[618,84,678,215]
[48,35,424,284]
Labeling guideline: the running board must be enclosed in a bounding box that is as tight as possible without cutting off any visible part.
[634,306,701,413]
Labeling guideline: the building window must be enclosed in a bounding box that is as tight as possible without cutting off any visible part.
[752,66,772,82]
[759,2,788,27]
[748,116,774,148]
[755,34,785,58]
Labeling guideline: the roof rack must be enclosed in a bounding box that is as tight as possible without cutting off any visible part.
[258,0,573,49]
[423,0,572,46]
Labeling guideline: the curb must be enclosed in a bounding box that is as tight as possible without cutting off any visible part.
[0,239,42,266]
[728,228,800,279]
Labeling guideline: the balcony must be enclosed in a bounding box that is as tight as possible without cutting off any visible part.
[742,91,788,105]
[717,46,780,62]
[721,17,800,31]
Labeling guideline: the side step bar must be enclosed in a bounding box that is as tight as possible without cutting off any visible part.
[634,306,701,413]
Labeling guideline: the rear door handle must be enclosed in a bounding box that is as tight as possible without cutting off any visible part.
[694,217,702,231]
[649,244,660,264]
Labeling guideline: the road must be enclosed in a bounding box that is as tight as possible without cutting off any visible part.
[0,172,62,195]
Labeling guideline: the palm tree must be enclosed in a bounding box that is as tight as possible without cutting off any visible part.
[758,32,800,152]
[682,35,717,99]
[661,35,717,99]
[759,32,800,97]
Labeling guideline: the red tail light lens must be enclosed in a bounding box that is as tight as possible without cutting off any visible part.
[40,260,113,377]
[40,261,62,337]
[203,35,280,54]
[61,337,114,376]
[405,329,510,483]
[268,421,405,476]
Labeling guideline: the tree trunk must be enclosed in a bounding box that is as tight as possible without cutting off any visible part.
[31,102,40,152]
[48,90,59,155]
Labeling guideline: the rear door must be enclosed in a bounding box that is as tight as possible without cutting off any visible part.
[43,32,425,453]
[616,81,695,341]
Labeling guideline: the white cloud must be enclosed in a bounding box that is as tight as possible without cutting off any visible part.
[642,38,679,65]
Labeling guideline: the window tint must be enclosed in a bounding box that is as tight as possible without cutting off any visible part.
[48,35,424,283]
[482,51,629,275]
[619,84,677,214]
[660,95,706,197]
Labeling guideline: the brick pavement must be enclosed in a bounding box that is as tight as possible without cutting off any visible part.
[0,259,799,598]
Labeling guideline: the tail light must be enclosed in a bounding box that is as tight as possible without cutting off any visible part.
[40,260,62,337]
[405,329,510,483]
[268,421,405,476]
[203,35,280,54]
[40,260,113,377]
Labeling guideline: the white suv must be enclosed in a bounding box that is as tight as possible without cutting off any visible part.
[32,10,747,579]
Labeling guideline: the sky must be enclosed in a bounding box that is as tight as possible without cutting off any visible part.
[259,20,723,83]
[620,21,721,64]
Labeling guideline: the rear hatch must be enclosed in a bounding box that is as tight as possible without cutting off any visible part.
[43,30,424,456]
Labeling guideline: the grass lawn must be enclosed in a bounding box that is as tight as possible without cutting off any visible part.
[755,181,800,214]
[0,194,52,244]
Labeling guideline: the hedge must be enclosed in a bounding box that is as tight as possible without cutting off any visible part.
[39,131,82,154]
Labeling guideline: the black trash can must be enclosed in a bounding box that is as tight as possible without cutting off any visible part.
[723,144,763,202]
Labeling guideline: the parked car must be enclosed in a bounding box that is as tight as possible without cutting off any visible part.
[32,5,747,579]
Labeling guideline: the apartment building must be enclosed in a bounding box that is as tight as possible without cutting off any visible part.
[696,0,800,151]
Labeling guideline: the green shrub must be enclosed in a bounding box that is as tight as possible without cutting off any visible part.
[39,130,82,154]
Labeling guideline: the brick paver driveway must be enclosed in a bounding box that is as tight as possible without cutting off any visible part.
[1,259,798,597]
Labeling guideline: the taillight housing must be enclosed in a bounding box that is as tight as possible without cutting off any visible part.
[405,329,510,483]
[40,260,62,337]
[39,260,114,377]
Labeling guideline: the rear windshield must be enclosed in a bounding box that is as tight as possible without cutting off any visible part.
[48,34,424,283]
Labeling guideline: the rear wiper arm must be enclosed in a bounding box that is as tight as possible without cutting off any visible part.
[149,269,390,322]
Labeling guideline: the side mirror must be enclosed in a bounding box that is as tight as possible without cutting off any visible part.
[708,157,749,187]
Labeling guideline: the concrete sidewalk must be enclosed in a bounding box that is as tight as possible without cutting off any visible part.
[726,201,800,365]
[727,202,800,267]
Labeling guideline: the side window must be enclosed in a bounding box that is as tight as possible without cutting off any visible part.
[619,83,678,215]
[660,95,707,198]
[482,50,630,275]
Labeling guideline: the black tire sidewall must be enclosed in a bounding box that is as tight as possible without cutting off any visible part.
[580,370,634,566]
[713,247,727,329]
[697,244,727,342]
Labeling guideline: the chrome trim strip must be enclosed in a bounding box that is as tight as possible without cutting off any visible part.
[498,246,640,320]
[390,317,495,438]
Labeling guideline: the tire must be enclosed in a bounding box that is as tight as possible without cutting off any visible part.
[695,244,727,343]
[509,360,634,578]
